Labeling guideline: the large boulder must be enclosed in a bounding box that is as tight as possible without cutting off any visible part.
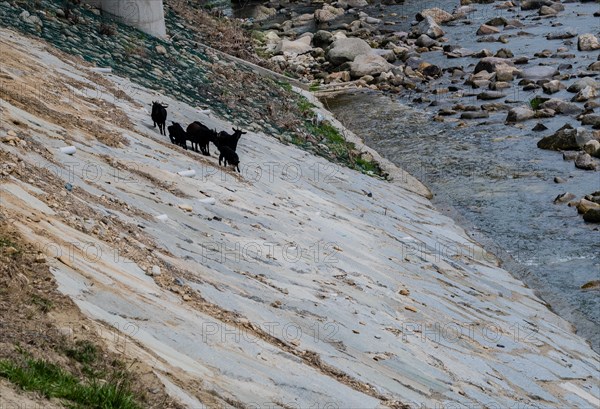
[274,38,313,56]
[518,65,558,80]
[477,24,500,35]
[473,57,516,74]
[572,86,598,102]
[578,34,600,51]
[337,0,368,9]
[506,106,535,123]
[567,77,599,93]
[575,152,598,170]
[546,29,577,40]
[349,54,393,77]
[313,30,334,48]
[583,208,600,223]
[583,140,600,157]
[327,37,372,65]
[252,5,277,21]
[416,7,454,24]
[315,5,344,23]
[411,16,445,39]
[521,0,553,10]
[537,124,592,150]
[540,99,582,115]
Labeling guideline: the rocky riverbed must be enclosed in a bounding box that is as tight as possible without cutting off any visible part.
[248,0,600,187]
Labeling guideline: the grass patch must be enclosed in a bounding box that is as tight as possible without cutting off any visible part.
[0,355,142,409]
[65,340,98,367]
[30,295,54,313]
[309,82,321,92]
[297,97,316,115]
[276,80,292,92]
[530,96,547,110]
[0,237,16,248]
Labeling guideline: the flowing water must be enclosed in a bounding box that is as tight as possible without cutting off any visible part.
[317,0,600,352]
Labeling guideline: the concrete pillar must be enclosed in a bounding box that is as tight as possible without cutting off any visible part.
[98,0,167,38]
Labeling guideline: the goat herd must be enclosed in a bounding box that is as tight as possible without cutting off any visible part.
[151,101,247,172]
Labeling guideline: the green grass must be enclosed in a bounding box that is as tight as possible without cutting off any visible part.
[0,356,141,409]
[276,80,292,92]
[65,340,98,366]
[30,295,54,313]
[0,237,16,248]
[355,156,381,174]
[309,82,321,92]
[297,97,316,115]
[530,96,546,110]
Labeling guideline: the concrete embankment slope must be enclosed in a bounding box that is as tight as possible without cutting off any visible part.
[0,29,598,408]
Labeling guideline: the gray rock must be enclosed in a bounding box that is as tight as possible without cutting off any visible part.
[313,30,334,48]
[554,192,576,203]
[567,77,598,93]
[349,54,393,77]
[578,33,600,51]
[537,124,579,150]
[546,29,577,40]
[575,152,598,170]
[553,176,566,183]
[583,208,600,223]
[539,5,557,16]
[539,126,596,152]
[478,91,506,100]
[416,8,454,25]
[542,80,564,94]
[533,123,548,132]
[495,48,514,58]
[474,57,515,74]
[461,111,489,119]
[327,37,372,65]
[540,99,581,115]
[411,16,444,39]
[583,140,600,157]
[337,0,368,8]
[415,34,438,48]
[580,115,600,129]
[486,17,508,26]
[519,66,558,80]
[563,152,579,161]
[277,36,313,56]
[253,5,277,21]
[521,0,553,10]
[506,107,535,123]
[572,86,598,102]
[477,24,500,35]
[315,5,344,23]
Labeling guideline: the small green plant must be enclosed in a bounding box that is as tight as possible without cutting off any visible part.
[30,295,54,313]
[297,97,315,115]
[276,81,292,92]
[65,340,98,366]
[0,237,16,248]
[530,96,545,110]
[0,356,141,409]
[309,82,321,92]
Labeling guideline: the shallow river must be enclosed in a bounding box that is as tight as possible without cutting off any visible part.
[319,0,600,352]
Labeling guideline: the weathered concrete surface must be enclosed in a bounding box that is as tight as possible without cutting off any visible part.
[86,0,166,38]
[0,29,599,409]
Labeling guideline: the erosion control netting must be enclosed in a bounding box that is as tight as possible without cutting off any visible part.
[0,0,384,177]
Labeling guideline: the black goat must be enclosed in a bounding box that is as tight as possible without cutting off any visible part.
[186,121,217,155]
[167,122,187,149]
[214,127,247,152]
[217,144,241,173]
[151,101,168,136]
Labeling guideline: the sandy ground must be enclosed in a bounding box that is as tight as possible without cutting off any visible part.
[0,27,599,408]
